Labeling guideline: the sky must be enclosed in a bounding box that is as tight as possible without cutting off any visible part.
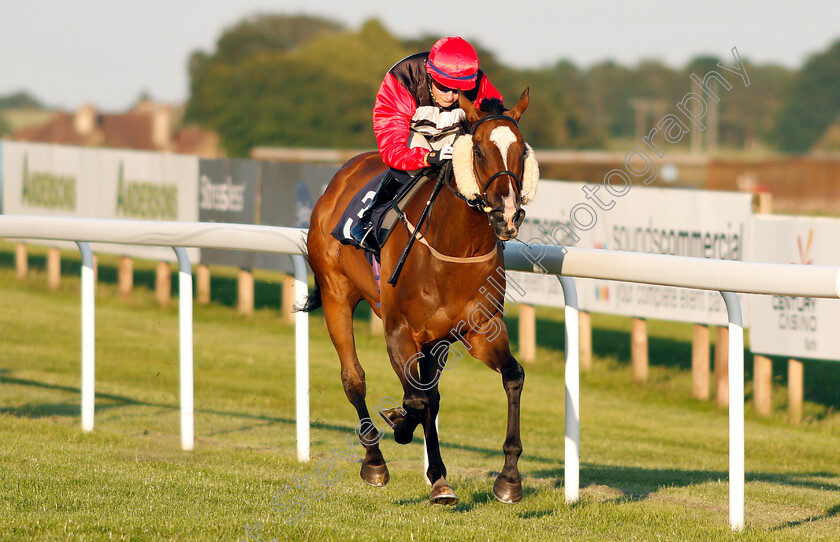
[1,0,838,111]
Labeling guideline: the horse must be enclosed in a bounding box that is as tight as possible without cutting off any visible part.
[302,89,539,505]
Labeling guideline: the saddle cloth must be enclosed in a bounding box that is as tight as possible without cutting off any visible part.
[331,170,433,251]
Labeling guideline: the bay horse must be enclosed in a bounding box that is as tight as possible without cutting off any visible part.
[302,89,539,505]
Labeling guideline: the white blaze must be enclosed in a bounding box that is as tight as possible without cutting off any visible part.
[502,181,517,223]
[489,126,517,169]
[489,126,519,224]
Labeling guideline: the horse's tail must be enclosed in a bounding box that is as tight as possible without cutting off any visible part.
[291,243,322,313]
[295,277,322,313]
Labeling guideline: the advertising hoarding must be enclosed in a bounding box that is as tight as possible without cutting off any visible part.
[1,142,199,260]
[197,158,260,268]
[257,162,336,272]
[750,215,840,361]
[509,180,752,325]
[87,147,199,261]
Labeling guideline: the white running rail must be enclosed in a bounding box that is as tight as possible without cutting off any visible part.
[0,216,309,458]
[504,242,840,531]
[4,215,840,531]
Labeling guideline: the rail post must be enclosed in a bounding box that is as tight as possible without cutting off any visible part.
[174,247,194,451]
[721,291,744,532]
[559,276,580,504]
[76,242,95,432]
[291,255,310,462]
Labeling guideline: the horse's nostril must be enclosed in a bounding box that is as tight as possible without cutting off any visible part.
[514,209,526,226]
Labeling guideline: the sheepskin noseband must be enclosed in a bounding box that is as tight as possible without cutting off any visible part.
[451,135,539,205]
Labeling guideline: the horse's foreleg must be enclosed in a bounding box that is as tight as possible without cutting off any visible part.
[468,327,525,504]
[494,357,525,503]
[322,292,389,487]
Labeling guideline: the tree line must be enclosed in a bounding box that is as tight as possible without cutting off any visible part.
[6,15,839,156]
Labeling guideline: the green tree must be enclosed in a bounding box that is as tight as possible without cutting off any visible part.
[775,39,840,152]
[185,15,400,155]
[184,12,793,156]
[184,13,347,150]
[293,18,409,89]
[584,61,637,139]
[206,55,374,156]
[0,91,44,110]
[634,59,683,101]
[213,14,343,64]
[715,61,792,149]
[505,61,605,149]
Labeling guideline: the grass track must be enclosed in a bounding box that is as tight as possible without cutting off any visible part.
[1,245,840,540]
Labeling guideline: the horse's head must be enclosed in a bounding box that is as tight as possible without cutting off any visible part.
[452,89,539,241]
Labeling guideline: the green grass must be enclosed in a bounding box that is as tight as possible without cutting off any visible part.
[2,244,840,540]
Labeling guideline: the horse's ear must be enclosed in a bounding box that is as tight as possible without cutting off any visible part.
[506,88,530,123]
[459,93,482,124]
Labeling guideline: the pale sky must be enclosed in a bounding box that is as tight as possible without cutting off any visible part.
[1,0,838,111]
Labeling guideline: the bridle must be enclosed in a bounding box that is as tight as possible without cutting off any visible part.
[448,114,524,216]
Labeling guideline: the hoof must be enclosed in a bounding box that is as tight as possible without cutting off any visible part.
[429,478,459,505]
[380,407,415,444]
[360,463,390,487]
[378,407,405,429]
[493,476,522,504]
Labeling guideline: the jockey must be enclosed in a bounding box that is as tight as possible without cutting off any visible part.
[349,36,504,254]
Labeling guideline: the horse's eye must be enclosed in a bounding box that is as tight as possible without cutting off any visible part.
[473,145,483,158]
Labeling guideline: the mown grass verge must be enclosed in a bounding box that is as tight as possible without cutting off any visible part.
[1,242,840,540]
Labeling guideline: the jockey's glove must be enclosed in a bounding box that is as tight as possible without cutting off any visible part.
[426,144,454,166]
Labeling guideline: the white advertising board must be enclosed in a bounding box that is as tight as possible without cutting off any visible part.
[89,148,199,261]
[509,180,752,325]
[1,142,198,261]
[750,215,840,361]
[1,141,97,217]
[2,141,97,251]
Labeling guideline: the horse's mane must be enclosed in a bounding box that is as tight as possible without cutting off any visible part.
[479,97,507,116]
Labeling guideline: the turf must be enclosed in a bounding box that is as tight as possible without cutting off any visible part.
[1,243,840,541]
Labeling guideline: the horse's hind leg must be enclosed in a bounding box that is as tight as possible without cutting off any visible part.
[321,288,389,486]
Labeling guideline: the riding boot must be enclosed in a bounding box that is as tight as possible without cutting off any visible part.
[349,171,401,255]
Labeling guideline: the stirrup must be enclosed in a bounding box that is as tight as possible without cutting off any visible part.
[349,215,380,254]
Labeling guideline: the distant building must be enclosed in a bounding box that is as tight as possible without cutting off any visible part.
[13,100,221,158]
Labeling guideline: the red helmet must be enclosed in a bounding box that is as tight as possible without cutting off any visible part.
[426,37,479,91]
